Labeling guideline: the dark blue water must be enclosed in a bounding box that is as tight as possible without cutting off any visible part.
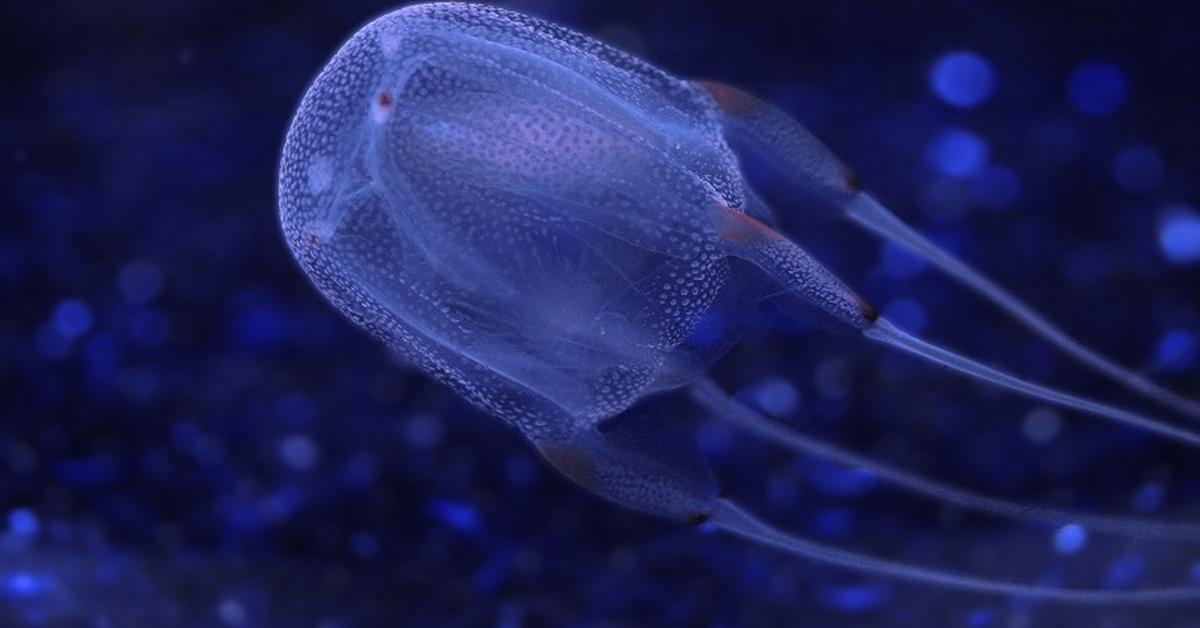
[3,1,1199,626]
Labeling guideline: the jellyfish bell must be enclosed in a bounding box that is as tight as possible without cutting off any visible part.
[280,2,1200,602]
[280,2,753,441]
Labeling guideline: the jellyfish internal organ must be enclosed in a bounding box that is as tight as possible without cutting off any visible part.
[279,3,1200,602]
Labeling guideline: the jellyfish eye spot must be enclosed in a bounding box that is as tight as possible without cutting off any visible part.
[843,170,862,192]
[304,220,336,247]
[371,90,395,124]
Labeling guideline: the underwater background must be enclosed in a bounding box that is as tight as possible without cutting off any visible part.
[3,0,1200,626]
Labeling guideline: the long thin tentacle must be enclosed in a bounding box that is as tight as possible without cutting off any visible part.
[697,79,1199,420]
[708,199,1200,450]
[865,318,1200,449]
[846,193,1200,420]
[689,377,1200,542]
[709,499,1200,604]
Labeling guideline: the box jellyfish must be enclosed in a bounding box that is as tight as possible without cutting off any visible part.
[278,3,1200,603]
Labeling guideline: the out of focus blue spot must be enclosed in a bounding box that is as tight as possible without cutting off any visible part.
[218,597,247,625]
[929,51,995,108]
[972,165,1021,209]
[427,498,480,534]
[809,461,877,497]
[822,582,890,612]
[1105,554,1145,588]
[7,508,39,537]
[882,298,927,334]
[1053,523,1087,554]
[1069,61,1128,116]
[1191,563,1200,582]
[926,128,988,177]
[349,532,380,558]
[261,485,307,523]
[53,298,93,339]
[1112,145,1164,193]
[118,261,163,303]
[1022,407,1062,445]
[4,573,42,598]
[1156,329,1197,372]
[279,434,319,470]
[967,608,994,627]
[1157,206,1200,264]
[752,377,799,417]
[1131,482,1165,513]
[880,241,927,279]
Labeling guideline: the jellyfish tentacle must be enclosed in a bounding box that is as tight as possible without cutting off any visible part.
[689,378,1200,543]
[698,79,1200,420]
[846,193,1200,421]
[710,498,1200,605]
[711,205,1200,449]
[864,318,1200,449]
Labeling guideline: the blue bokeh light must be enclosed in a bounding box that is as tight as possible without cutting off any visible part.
[808,461,876,497]
[427,498,481,534]
[1068,61,1129,116]
[349,532,380,558]
[1131,482,1165,513]
[752,377,800,417]
[1157,206,1200,264]
[118,261,163,303]
[278,434,319,470]
[1112,145,1164,193]
[1155,328,1197,372]
[1022,407,1062,445]
[926,128,989,177]
[1053,523,1087,554]
[929,51,995,108]
[7,508,39,537]
[53,298,93,339]
[1105,554,1146,588]
[4,573,42,598]
[822,583,890,613]
[967,608,994,627]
